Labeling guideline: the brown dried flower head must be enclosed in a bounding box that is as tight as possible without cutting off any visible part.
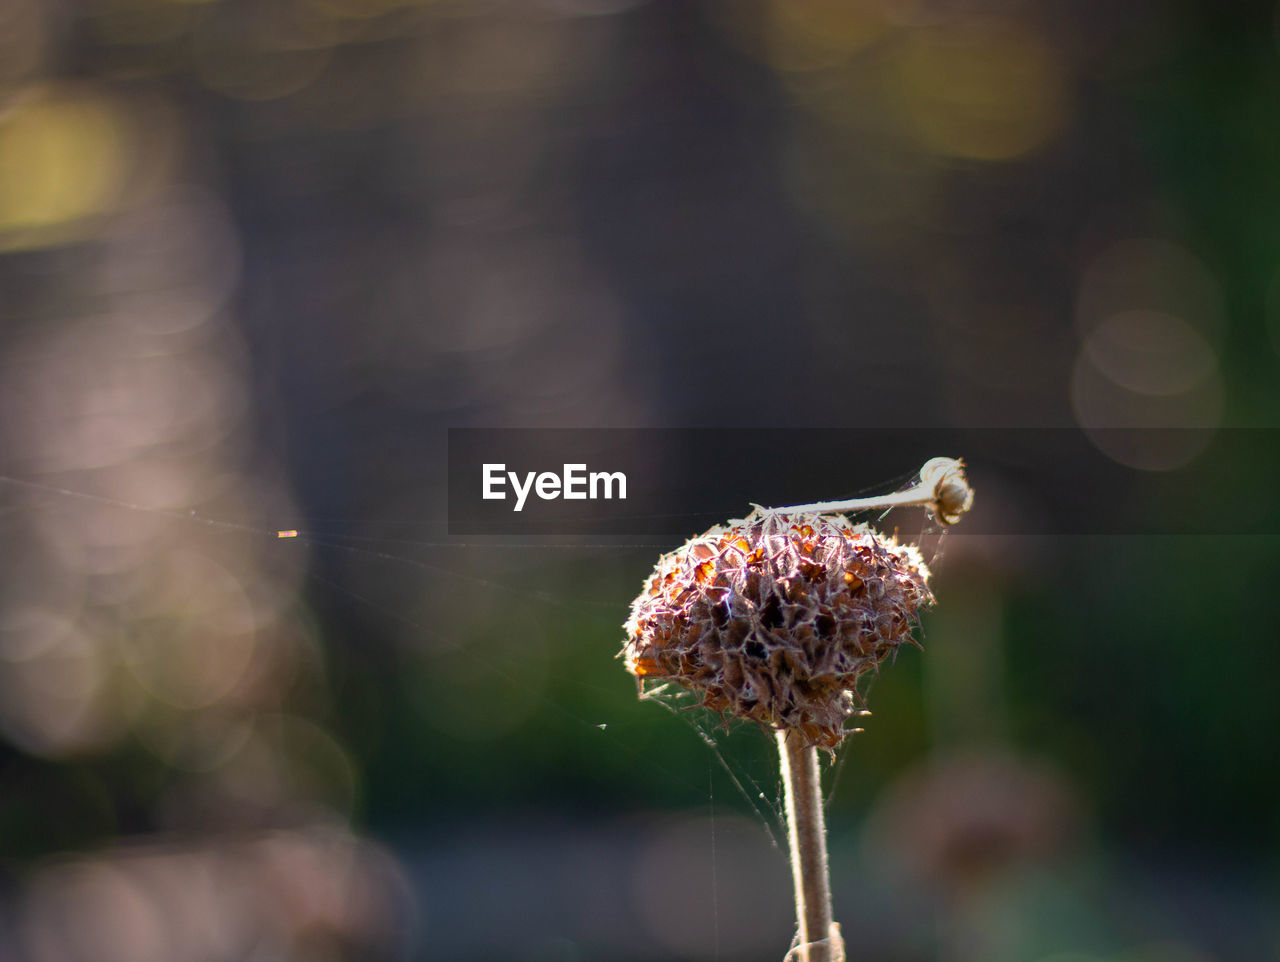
[622,510,934,749]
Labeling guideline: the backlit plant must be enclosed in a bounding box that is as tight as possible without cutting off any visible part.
[622,458,974,962]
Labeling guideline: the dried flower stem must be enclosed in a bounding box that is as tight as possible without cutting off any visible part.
[779,729,845,962]
[623,456,973,962]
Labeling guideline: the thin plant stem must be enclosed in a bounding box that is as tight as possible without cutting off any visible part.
[767,456,974,527]
[777,730,844,962]
[771,485,937,515]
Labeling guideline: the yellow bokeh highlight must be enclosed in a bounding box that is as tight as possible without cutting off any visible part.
[765,0,892,73]
[890,19,1067,161]
[0,88,131,242]
[714,0,892,74]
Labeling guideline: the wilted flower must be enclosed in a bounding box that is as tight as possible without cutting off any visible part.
[622,509,934,748]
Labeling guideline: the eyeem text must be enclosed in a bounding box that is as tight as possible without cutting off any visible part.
[482,463,627,512]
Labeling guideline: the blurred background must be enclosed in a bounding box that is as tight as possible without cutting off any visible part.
[1,1,1279,960]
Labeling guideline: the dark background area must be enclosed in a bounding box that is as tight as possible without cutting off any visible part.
[1,1,1279,960]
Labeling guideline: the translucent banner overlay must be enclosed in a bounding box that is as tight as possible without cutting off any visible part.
[447,428,1280,536]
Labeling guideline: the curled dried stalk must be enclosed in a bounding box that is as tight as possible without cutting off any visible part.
[766,456,974,526]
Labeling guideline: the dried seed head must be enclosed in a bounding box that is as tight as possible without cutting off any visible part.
[622,510,934,748]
